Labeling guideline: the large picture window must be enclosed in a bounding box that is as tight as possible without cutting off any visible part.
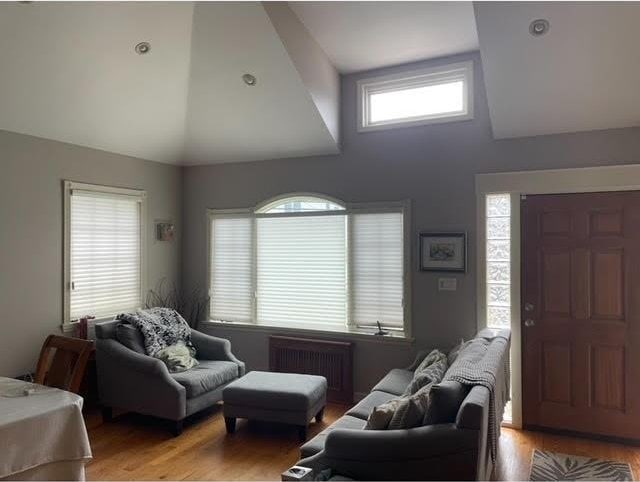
[64,181,146,323]
[208,195,409,337]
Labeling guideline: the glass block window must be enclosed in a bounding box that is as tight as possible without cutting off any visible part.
[486,194,511,328]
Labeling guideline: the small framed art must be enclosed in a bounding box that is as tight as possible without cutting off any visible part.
[156,222,175,242]
[419,232,466,272]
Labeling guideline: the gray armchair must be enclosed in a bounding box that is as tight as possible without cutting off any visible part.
[95,320,245,435]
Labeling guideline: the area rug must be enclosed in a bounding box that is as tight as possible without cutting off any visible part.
[530,449,633,481]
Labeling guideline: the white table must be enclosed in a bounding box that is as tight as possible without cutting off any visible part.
[0,377,92,481]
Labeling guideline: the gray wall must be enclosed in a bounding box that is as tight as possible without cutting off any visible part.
[182,51,640,395]
[0,130,182,377]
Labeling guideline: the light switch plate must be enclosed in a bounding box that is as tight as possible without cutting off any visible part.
[438,278,457,291]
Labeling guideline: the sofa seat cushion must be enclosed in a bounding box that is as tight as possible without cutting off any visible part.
[345,390,397,420]
[371,368,414,396]
[171,360,238,398]
[223,371,327,411]
[300,415,367,458]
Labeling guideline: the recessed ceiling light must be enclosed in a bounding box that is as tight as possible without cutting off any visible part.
[529,19,550,37]
[135,42,151,55]
[242,74,257,86]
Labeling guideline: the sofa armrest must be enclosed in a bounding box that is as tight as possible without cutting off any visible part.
[324,424,478,460]
[96,339,186,420]
[191,329,246,376]
[300,425,479,481]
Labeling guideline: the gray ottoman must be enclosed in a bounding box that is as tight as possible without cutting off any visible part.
[223,371,327,440]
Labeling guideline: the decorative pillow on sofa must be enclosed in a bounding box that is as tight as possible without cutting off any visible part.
[364,398,403,430]
[424,380,471,424]
[388,383,433,429]
[403,350,448,396]
[365,383,434,430]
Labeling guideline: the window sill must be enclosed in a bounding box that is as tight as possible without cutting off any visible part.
[200,320,415,345]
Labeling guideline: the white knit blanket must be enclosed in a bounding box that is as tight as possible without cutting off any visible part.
[444,329,511,464]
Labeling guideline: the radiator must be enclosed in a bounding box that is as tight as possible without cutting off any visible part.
[269,336,354,403]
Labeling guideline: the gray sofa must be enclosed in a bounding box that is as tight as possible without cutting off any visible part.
[95,320,245,435]
[294,329,510,481]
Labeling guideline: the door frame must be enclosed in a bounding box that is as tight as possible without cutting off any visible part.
[476,164,640,429]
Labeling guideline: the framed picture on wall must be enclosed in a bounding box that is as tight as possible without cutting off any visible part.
[419,232,466,272]
[156,221,175,242]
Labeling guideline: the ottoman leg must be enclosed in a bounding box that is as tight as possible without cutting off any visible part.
[298,425,308,441]
[225,417,236,434]
[315,407,325,423]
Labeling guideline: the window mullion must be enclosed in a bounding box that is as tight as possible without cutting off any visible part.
[346,213,355,330]
[252,215,258,325]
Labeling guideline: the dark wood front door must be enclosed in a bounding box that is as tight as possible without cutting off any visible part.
[522,192,640,439]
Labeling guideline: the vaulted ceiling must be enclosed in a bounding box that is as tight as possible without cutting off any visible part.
[0,1,340,165]
[475,2,640,139]
[1,2,639,165]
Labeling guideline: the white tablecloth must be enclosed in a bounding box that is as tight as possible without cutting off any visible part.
[0,377,92,480]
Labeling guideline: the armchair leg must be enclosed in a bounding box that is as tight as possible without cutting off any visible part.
[315,407,325,423]
[225,417,236,434]
[173,419,184,437]
[102,406,113,423]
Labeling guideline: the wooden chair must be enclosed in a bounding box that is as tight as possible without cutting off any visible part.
[35,335,94,394]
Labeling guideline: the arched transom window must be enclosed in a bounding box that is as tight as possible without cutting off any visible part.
[257,195,345,214]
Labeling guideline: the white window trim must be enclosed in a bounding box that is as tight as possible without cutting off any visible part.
[206,196,412,340]
[357,60,474,133]
[476,164,640,430]
[63,180,147,326]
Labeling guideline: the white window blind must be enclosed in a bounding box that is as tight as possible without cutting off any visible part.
[256,215,346,328]
[351,212,404,329]
[210,216,254,323]
[69,189,142,320]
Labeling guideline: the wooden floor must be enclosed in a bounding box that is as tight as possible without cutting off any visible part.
[85,404,640,480]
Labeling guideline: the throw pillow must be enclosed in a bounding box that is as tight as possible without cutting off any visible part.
[364,398,403,430]
[414,349,443,373]
[407,348,436,371]
[116,323,146,354]
[388,383,433,429]
[155,341,199,373]
[424,380,471,424]
[404,351,448,396]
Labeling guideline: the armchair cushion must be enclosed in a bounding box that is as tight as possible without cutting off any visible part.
[115,323,146,354]
[171,360,239,398]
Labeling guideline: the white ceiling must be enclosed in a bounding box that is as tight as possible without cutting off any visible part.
[475,2,640,139]
[184,2,338,165]
[0,1,338,165]
[289,1,479,73]
[2,2,640,164]
[0,2,193,164]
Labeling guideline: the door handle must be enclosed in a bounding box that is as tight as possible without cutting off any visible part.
[524,319,536,327]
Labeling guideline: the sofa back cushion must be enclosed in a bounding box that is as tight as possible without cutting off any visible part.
[424,380,471,424]
[116,323,146,354]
